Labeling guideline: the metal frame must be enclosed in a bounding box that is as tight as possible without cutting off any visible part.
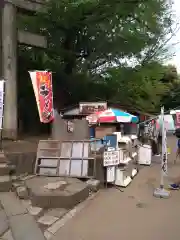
[35,139,97,179]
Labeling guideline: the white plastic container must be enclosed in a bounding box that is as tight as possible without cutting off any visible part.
[115,168,132,187]
[138,144,152,165]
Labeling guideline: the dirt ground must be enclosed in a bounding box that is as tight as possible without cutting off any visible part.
[51,135,180,240]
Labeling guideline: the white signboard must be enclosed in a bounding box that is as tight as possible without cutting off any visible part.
[0,81,5,129]
[106,166,115,182]
[103,150,119,166]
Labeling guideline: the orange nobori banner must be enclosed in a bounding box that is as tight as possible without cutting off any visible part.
[29,71,54,123]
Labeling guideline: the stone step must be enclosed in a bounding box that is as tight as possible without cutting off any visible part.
[0,163,10,176]
[0,176,12,192]
[37,208,67,231]
[0,152,8,164]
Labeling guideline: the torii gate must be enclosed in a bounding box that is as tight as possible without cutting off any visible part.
[1,0,47,139]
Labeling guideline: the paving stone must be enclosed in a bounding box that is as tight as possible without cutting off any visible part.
[28,206,43,219]
[12,181,23,189]
[0,209,9,236]
[46,208,67,218]
[21,200,31,208]
[16,186,29,199]
[20,175,35,181]
[86,179,100,192]
[47,219,64,235]
[44,230,53,240]
[47,209,77,234]
[11,176,19,182]
[9,213,45,240]
[1,230,14,240]
[0,192,27,217]
[0,176,12,192]
[38,215,59,227]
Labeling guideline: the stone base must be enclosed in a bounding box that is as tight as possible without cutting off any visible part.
[6,152,36,175]
[0,152,8,163]
[1,129,17,140]
[26,176,90,209]
[0,163,10,176]
[0,176,12,192]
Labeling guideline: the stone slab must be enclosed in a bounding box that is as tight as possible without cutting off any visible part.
[0,176,12,192]
[44,230,53,240]
[38,215,59,226]
[46,209,78,235]
[6,152,36,175]
[21,200,31,209]
[26,176,90,209]
[1,230,14,240]
[20,175,35,181]
[0,209,9,236]
[0,192,27,217]
[9,214,45,240]
[46,208,67,218]
[28,206,43,219]
[15,186,29,199]
[0,152,7,163]
[0,164,10,176]
[86,179,101,192]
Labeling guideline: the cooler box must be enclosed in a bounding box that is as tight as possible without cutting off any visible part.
[138,144,152,165]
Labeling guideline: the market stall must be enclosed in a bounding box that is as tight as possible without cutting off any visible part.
[87,108,139,187]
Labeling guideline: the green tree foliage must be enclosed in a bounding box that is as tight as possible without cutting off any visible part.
[95,62,170,113]
[160,65,180,110]
[17,0,175,132]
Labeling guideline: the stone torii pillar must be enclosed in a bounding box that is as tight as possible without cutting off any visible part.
[2,2,17,139]
[1,0,46,139]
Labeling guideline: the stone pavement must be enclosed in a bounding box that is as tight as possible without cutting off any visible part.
[0,135,178,240]
[0,177,99,240]
[50,136,180,240]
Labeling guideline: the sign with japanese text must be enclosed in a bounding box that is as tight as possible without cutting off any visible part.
[79,102,107,115]
[29,71,54,123]
[161,107,168,178]
[103,150,119,166]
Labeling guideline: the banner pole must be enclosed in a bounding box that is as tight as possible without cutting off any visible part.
[0,80,5,152]
[153,106,170,198]
[160,106,165,188]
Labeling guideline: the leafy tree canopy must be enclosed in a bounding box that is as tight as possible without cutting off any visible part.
[16,0,178,133]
